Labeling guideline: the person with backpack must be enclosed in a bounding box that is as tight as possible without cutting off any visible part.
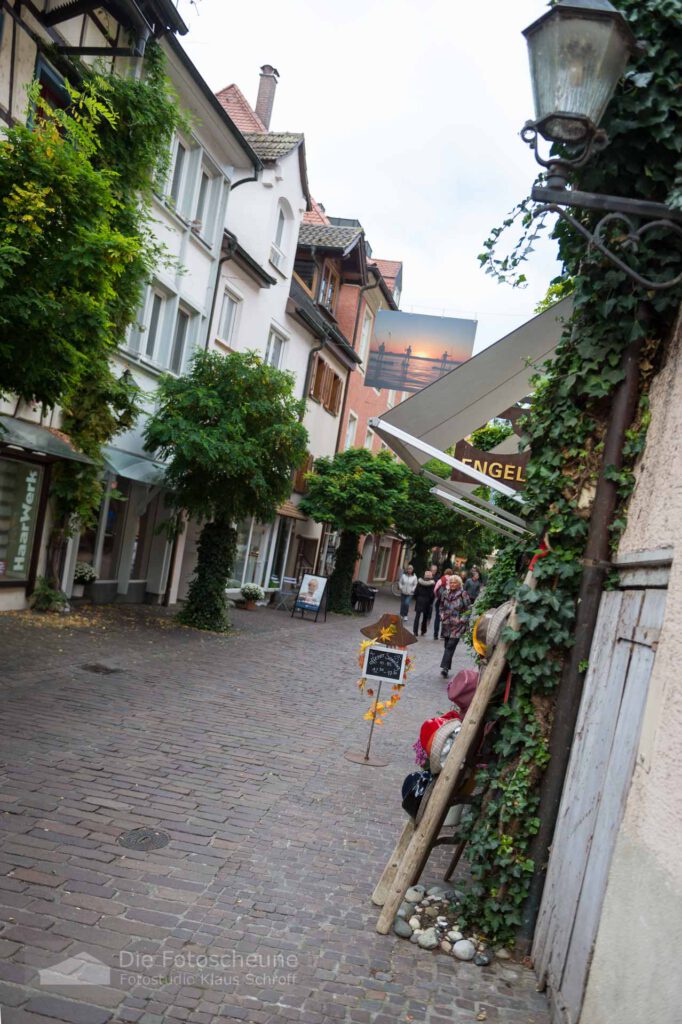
[438,574,471,677]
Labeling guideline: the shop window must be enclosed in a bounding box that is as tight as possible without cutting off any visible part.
[375,545,391,581]
[0,458,43,583]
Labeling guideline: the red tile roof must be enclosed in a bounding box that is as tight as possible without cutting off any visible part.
[371,258,402,289]
[214,84,266,133]
[303,197,331,225]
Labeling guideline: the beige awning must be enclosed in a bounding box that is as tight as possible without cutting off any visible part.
[277,500,308,521]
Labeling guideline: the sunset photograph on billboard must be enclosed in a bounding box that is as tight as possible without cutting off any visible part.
[364,310,477,393]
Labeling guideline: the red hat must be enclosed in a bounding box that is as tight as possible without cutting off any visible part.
[419,710,461,755]
[446,669,479,712]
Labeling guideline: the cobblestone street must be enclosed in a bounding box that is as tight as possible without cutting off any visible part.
[0,596,550,1024]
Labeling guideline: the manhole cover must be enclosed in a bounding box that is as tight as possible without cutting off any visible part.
[117,827,170,852]
[80,663,121,675]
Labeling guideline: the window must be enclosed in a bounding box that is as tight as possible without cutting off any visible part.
[194,169,212,229]
[275,208,286,248]
[144,292,164,359]
[265,328,286,368]
[375,545,391,581]
[35,57,69,112]
[309,355,342,414]
[319,262,340,312]
[169,141,187,207]
[345,412,358,450]
[386,390,396,409]
[294,257,316,292]
[170,308,190,374]
[293,453,314,494]
[218,291,239,346]
[365,427,375,451]
[270,207,287,271]
[358,310,374,364]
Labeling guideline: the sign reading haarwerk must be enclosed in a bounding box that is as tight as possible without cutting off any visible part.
[449,439,529,491]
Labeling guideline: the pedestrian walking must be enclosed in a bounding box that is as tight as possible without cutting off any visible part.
[398,564,418,620]
[432,567,453,639]
[412,570,436,637]
[438,574,471,677]
[464,568,482,602]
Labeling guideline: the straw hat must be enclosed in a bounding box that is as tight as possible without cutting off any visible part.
[429,719,462,775]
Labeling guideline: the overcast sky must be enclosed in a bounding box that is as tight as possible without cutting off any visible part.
[176,0,561,352]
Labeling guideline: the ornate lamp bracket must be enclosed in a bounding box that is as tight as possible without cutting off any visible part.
[522,121,682,291]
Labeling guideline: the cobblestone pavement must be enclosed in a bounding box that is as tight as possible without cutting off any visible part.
[0,595,550,1024]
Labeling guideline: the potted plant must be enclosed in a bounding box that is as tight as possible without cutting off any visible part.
[73,561,97,598]
[240,583,264,610]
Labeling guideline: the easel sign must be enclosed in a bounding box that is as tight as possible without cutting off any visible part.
[292,573,328,623]
[363,644,407,685]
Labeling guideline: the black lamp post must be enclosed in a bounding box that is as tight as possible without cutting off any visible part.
[521,0,682,290]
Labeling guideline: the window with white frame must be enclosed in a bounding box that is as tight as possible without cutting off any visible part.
[374,544,391,581]
[193,167,213,233]
[264,327,287,368]
[386,389,396,409]
[170,307,192,374]
[358,309,374,365]
[345,412,358,450]
[143,291,165,360]
[218,290,240,347]
[365,427,375,451]
[269,204,288,272]
[168,140,187,210]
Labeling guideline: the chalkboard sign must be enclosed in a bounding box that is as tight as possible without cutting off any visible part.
[363,644,407,683]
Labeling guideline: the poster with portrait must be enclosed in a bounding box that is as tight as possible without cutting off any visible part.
[292,574,328,622]
[364,310,476,393]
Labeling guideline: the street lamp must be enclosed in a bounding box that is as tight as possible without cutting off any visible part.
[520,0,682,290]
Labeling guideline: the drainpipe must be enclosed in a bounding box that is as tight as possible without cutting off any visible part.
[334,278,381,453]
[517,304,649,954]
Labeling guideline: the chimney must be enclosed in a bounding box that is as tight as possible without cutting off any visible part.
[255,64,279,130]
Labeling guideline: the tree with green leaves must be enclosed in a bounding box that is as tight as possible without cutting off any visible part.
[144,350,308,632]
[300,448,408,613]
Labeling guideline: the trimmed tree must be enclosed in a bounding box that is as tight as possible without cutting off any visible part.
[300,448,407,613]
[144,349,308,632]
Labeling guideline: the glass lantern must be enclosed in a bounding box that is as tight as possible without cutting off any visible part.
[523,0,637,143]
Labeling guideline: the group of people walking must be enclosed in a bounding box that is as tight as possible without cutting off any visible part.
[398,563,482,677]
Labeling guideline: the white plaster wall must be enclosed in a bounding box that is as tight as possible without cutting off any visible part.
[580,307,682,1024]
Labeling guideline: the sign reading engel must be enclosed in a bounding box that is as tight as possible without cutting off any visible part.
[449,439,529,490]
[364,310,476,393]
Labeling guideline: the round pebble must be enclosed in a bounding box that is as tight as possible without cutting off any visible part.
[447,930,463,942]
[405,885,426,903]
[409,933,419,944]
[393,917,413,939]
[440,940,452,953]
[427,885,445,896]
[453,939,476,961]
[409,916,421,930]
[495,948,512,960]
[424,906,439,919]
[474,950,493,966]
[396,901,412,920]
[417,927,439,950]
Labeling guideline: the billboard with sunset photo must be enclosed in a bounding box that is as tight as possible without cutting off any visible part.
[364,310,476,393]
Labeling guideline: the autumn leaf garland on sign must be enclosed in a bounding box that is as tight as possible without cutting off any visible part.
[356,624,413,727]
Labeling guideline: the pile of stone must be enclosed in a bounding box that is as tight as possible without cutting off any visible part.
[392,884,511,966]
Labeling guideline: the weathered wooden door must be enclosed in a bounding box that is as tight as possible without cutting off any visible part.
[533,550,670,1024]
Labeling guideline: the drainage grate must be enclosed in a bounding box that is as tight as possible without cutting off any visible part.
[80,663,121,675]
[117,827,170,852]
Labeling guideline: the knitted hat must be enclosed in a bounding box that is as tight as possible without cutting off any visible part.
[419,710,461,756]
[429,718,462,774]
[446,668,479,711]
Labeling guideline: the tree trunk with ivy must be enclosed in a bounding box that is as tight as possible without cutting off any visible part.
[178,518,237,632]
[327,530,359,614]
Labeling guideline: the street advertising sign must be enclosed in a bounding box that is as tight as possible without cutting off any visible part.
[449,439,529,491]
[364,310,476,393]
[362,643,408,684]
[0,458,43,581]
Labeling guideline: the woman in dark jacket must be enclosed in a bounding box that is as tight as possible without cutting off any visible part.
[438,574,471,677]
[412,570,436,637]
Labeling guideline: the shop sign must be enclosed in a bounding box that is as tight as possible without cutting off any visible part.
[449,439,529,491]
[0,458,43,581]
